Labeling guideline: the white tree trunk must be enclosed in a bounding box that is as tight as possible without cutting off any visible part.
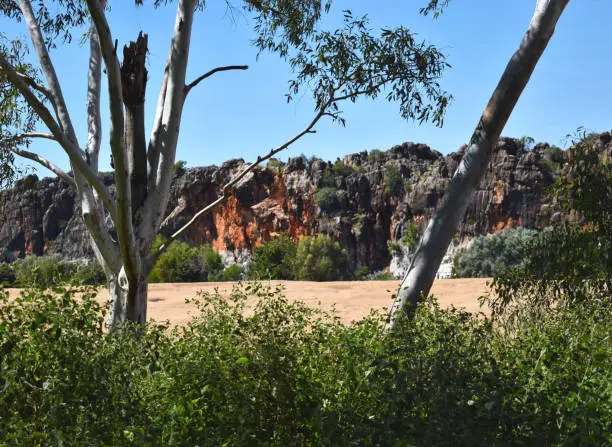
[107,267,149,329]
[387,0,570,328]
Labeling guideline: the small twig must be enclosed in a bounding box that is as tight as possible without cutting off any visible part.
[184,65,248,96]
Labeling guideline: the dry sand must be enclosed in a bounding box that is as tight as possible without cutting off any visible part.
[123,278,492,325]
[6,278,492,326]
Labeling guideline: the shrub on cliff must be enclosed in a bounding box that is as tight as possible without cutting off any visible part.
[384,164,404,197]
[488,132,611,325]
[315,186,341,213]
[452,228,538,278]
[248,235,297,280]
[294,234,349,281]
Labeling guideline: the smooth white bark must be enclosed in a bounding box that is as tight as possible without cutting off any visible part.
[143,0,197,241]
[387,0,570,328]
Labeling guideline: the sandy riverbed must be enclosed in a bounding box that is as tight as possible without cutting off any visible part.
[5,278,492,326]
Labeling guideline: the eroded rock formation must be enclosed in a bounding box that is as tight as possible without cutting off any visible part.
[2,134,609,270]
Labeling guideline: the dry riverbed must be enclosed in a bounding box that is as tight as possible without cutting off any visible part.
[5,278,492,326]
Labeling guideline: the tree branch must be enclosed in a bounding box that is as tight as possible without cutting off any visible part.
[149,105,328,267]
[16,132,56,141]
[86,22,103,172]
[141,0,197,243]
[85,0,139,278]
[184,65,248,97]
[10,147,76,188]
[146,63,169,191]
[17,0,122,273]
[0,52,118,221]
[15,72,56,108]
[19,0,79,143]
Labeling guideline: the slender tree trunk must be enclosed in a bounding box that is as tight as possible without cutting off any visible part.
[387,0,570,328]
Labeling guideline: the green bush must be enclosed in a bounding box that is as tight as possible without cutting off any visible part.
[488,132,611,326]
[452,228,538,278]
[1,284,608,445]
[354,265,369,280]
[384,164,403,196]
[294,234,349,281]
[248,235,297,280]
[149,236,224,283]
[0,262,15,286]
[332,160,354,176]
[222,264,243,281]
[369,270,395,280]
[12,255,79,288]
[368,148,384,161]
[75,262,106,286]
[315,186,340,213]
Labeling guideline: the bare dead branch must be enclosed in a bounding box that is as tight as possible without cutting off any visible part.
[85,0,139,278]
[10,147,76,188]
[184,65,248,97]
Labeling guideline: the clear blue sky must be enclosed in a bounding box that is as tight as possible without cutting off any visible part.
[4,0,612,176]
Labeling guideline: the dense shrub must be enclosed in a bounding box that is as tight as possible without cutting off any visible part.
[384,164,403,196]
[221,264,243,281]
[1,284,609,445]
[488,132,611,326]
[75,262,106,286]
[368,148,384,161]
[248,235,297,280]
[12,255,79,288]
[149,236,225,283]
[332,160,354,176]
[452,228,538,278]
[0,262,15,286]
[315,186,340,213]
[294,234,349,281]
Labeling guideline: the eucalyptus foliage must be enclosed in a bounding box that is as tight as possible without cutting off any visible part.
[487,132,611,329]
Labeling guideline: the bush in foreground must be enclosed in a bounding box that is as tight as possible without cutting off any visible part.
[1,284,609,445]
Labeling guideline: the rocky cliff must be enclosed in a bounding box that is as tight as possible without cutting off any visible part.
[2,134,607,270]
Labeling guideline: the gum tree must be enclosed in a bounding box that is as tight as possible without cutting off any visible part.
[388,0,570,328]
[0,0,451,328]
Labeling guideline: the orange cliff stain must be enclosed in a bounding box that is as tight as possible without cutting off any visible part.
[492,216,520,232]
[203,172,317,252]
[492,180,507,204]
[211,195,250,251]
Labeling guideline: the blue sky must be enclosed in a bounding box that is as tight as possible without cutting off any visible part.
[5,0,612,176]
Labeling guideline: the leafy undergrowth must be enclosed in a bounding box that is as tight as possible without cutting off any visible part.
[0,284,609,446]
